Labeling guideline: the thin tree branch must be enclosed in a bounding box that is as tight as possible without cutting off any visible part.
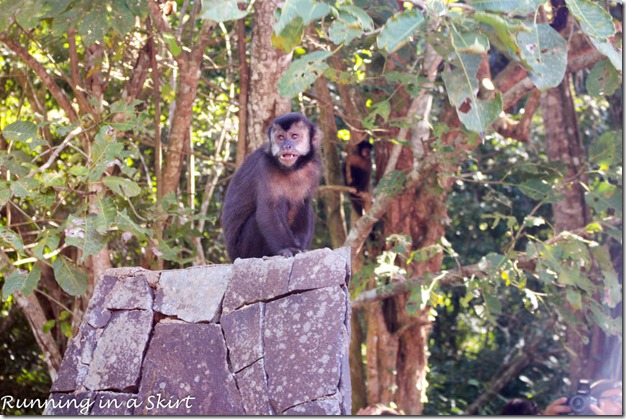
[0,34,79,124]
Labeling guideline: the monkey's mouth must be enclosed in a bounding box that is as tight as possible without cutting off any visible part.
[279,153,299,163]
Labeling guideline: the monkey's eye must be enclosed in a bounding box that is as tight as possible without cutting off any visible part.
[277,135,284,141]
[291,134,298,139]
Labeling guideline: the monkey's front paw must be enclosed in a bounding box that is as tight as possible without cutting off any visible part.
[276,247,301,257]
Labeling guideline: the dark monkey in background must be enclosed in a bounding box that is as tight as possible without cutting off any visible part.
[343,141,373,216]
[221,113,322,260]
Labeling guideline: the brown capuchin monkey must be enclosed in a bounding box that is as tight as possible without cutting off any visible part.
[343,141,373,216]
[221,113,321,260]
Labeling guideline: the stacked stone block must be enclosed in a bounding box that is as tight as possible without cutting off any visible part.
[45,248,351,415]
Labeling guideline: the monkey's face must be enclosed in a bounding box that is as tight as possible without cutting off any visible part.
[269,121,312,168]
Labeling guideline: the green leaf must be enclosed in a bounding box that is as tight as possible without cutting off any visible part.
[22,265,41,297]
[10,178,39,199]
[92,196,118,234]
[377,9,425,53]
[14,0,41,30]
[155,238,182,262]
[278,50,332,98]
[589,131,622,169]
[451,31,490,55]
[201,0,248,22]
[565,287,583,310]
[3,270,24,300]
[585,181,622,217]
[0,226,24,251]
[517,23,568,90]
[339,5,374,31]
[116,209,152,238]
[32,231,61,260]
[589,38,622,72]
[42,171,65,189]
[588,301,621,335]
[362,100,391,130]
[43,319,55,334]
[273,0,330,35]
[110,0,136,37]
[586,60,621,97]
[102,175,141,198]
[90,126,124,180]
[125,0,148,19]
[3,120,45,151]
[53,256,89,296]
[565,0,615,40]
[483,290,502,316]
[590,245,621,308]
[271,17,304,52]
[442,53,502,133]
[518,178,558,202]
[78,3,107,46]
[474,12,526,58]
[471,0,544,14]
[162,32,182,57]
[64,216,108,260]
[329,14,363,45]
[0,182,11,207]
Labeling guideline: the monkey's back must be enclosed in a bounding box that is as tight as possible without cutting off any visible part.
[221,149,264,259]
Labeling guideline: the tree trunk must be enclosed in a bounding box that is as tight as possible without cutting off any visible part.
[315,76,347,248]
[244,0,292,154]
[541,75,594,386]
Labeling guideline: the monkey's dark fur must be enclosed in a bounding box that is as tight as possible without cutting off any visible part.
[343,141,373,216]
[221,113,321,260]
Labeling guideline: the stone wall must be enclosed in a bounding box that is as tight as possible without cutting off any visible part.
[45,247,351,415]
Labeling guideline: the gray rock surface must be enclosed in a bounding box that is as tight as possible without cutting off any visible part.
[155,264,231,323]
[46,247,351,415]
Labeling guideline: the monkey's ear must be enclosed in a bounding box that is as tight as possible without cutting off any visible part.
[311,126,321,148]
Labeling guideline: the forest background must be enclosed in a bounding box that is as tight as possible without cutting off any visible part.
[0,0,622,415]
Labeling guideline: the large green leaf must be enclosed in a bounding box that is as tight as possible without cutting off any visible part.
[442,53,502,133]
[32,230,61,260]
[2,120,45,151]
[377,9,425,53]
[474,12,526,58]
[329,13,363,45]
[201,0,249,22]
[0,182,11,207]
[10,177,39,199]
[517,178,559,202]
[517,23,568,90]
[2,265,40,299]
[589,131,622,169]
[565,0,615,40]
[53,256,89,296]
[471,0,544,14]
[589,38,622,72]
[78,3,108,46]
[278,50,332,98]
[586,60,621,97]
[116,209,152,238]
[339,5,374,31]
[585,181,622,217]
[64,215,108,260]
[110,0,136,37]
[93,196,118,234]
[271,17,304,52]
[102,176,141,198]
[273,0,330,35]
[90,126,124,181]
[0,226,24,251]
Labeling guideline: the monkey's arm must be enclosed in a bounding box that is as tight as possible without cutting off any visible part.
[256,198,301,256]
